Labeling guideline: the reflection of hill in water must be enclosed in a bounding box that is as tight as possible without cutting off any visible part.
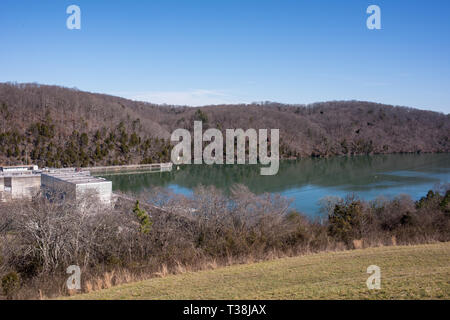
[100,154,450,195]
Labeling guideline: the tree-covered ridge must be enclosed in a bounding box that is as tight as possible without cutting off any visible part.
[0,110,171,167]
[0,82,449,166]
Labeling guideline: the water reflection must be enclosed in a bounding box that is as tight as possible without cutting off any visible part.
[98,154,450,216]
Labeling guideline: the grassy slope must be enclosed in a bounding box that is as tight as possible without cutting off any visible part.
[69,243,450,300]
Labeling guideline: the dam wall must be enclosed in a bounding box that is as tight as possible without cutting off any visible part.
[0,174,41,202]
[42,170,112,204]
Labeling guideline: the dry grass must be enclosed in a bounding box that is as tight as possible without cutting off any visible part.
[64,242,450,300]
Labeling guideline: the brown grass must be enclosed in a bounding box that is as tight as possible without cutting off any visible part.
[65,242,450,300]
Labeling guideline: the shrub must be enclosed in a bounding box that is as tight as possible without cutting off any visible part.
[440,190,450,214]
[133,200,152,234]
[328,198,365,244]
[194,109,208,123]
[1,272,21,299]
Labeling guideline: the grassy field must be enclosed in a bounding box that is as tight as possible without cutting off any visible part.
[68,242,450,300]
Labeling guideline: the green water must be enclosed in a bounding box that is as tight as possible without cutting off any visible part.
[98,154,450,216]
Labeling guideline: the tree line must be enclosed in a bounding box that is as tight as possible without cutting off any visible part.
[0,82,449,167]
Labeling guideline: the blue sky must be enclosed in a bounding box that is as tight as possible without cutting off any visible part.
[1,0,449,112]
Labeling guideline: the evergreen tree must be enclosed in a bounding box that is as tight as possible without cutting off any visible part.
[133,200,152,234]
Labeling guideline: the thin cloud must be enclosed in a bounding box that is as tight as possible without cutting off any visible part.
[119,89,247,106]
[363,82,390,87]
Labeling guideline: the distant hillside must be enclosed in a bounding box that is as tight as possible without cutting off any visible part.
[0,82,449,167]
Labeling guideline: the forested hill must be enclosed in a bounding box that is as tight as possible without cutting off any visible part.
[0,82,449,167]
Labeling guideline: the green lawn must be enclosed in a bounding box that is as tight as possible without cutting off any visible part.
[68,242,450,300]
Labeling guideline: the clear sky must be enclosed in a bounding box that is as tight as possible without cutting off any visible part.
[1,0,449,113]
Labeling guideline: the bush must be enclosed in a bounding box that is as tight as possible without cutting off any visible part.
[1,272,21,299]
[133,200,152,234]
[328,197,365,244]
[194,109,208,123]
[440,190,450,214]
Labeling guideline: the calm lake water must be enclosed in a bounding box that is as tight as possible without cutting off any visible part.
[98,154,450,217]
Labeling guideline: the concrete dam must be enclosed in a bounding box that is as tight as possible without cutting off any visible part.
[0,163,173,204]
[0,165,41,202]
